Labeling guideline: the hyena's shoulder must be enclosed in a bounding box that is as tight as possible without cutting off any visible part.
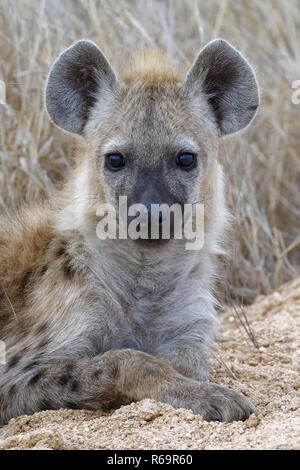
[0,203,50,322]
[0,201,81,335]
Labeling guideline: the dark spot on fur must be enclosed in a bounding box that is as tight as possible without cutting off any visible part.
[58,241,68,257]
[40,265,48,276]
[40,400,53,411]
[92,369,103,380]
[36,322,48,334]
[58,374,71,386]
[43,240,51,254]
[33,352,44,362]
[101,397,126,411]
[23,360,40,372]
[36,338,50,350]
[8,384,16,394]
[70,380,79,392]
[20,269,33,293]
[249,104,259,111]
[64,363,74,373]
[28,371,44,386]
[63,260,76,279]
[19,346,30,358]
[6,354,21,370]
[64,401,80,410]
[111,365,119,379]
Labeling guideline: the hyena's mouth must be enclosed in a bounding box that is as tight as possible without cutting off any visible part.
[134,225,174,244]
[134,237,171,247]
[127,212,179,243]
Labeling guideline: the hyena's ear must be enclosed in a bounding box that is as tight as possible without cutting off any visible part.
[45,40,117,135]
[185,39,259,136]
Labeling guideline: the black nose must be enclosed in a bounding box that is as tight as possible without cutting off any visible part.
[126,183,179,241]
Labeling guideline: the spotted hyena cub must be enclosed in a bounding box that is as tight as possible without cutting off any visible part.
[0,39,259,425]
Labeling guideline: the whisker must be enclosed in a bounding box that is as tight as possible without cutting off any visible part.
[1,286,18,323]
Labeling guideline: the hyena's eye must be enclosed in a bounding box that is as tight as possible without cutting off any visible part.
[106,154,125,172]
[176,153,196,171]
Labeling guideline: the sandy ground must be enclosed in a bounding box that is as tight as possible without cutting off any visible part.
[0,278,299,450]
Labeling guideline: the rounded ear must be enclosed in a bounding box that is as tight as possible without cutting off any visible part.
[45,40,117,135]
[185,39,259,136]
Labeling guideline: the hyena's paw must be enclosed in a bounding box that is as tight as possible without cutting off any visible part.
[197,382,257,423]
[169,380,257,423]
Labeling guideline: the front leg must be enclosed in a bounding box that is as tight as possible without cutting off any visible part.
[155,344,210,381]
[0,348,256,425]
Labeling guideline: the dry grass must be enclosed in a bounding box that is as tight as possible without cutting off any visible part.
[0,0,299,303]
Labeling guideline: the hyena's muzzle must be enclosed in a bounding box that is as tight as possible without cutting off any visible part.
[123,168,185,243]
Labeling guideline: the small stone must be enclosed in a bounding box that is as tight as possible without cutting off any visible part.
[244,415,260,428]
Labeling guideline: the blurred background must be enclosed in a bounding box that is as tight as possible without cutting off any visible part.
[0,0,299,304]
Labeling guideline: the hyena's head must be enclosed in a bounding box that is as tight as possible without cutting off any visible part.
[45,39,259,242]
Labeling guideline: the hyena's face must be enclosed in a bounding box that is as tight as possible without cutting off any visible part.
[46,39,259,240]
[90,81,216,219]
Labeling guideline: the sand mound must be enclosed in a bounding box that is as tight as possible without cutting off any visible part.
[0,279,299,450]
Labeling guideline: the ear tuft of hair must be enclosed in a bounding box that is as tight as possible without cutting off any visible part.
[121,48,182,86]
